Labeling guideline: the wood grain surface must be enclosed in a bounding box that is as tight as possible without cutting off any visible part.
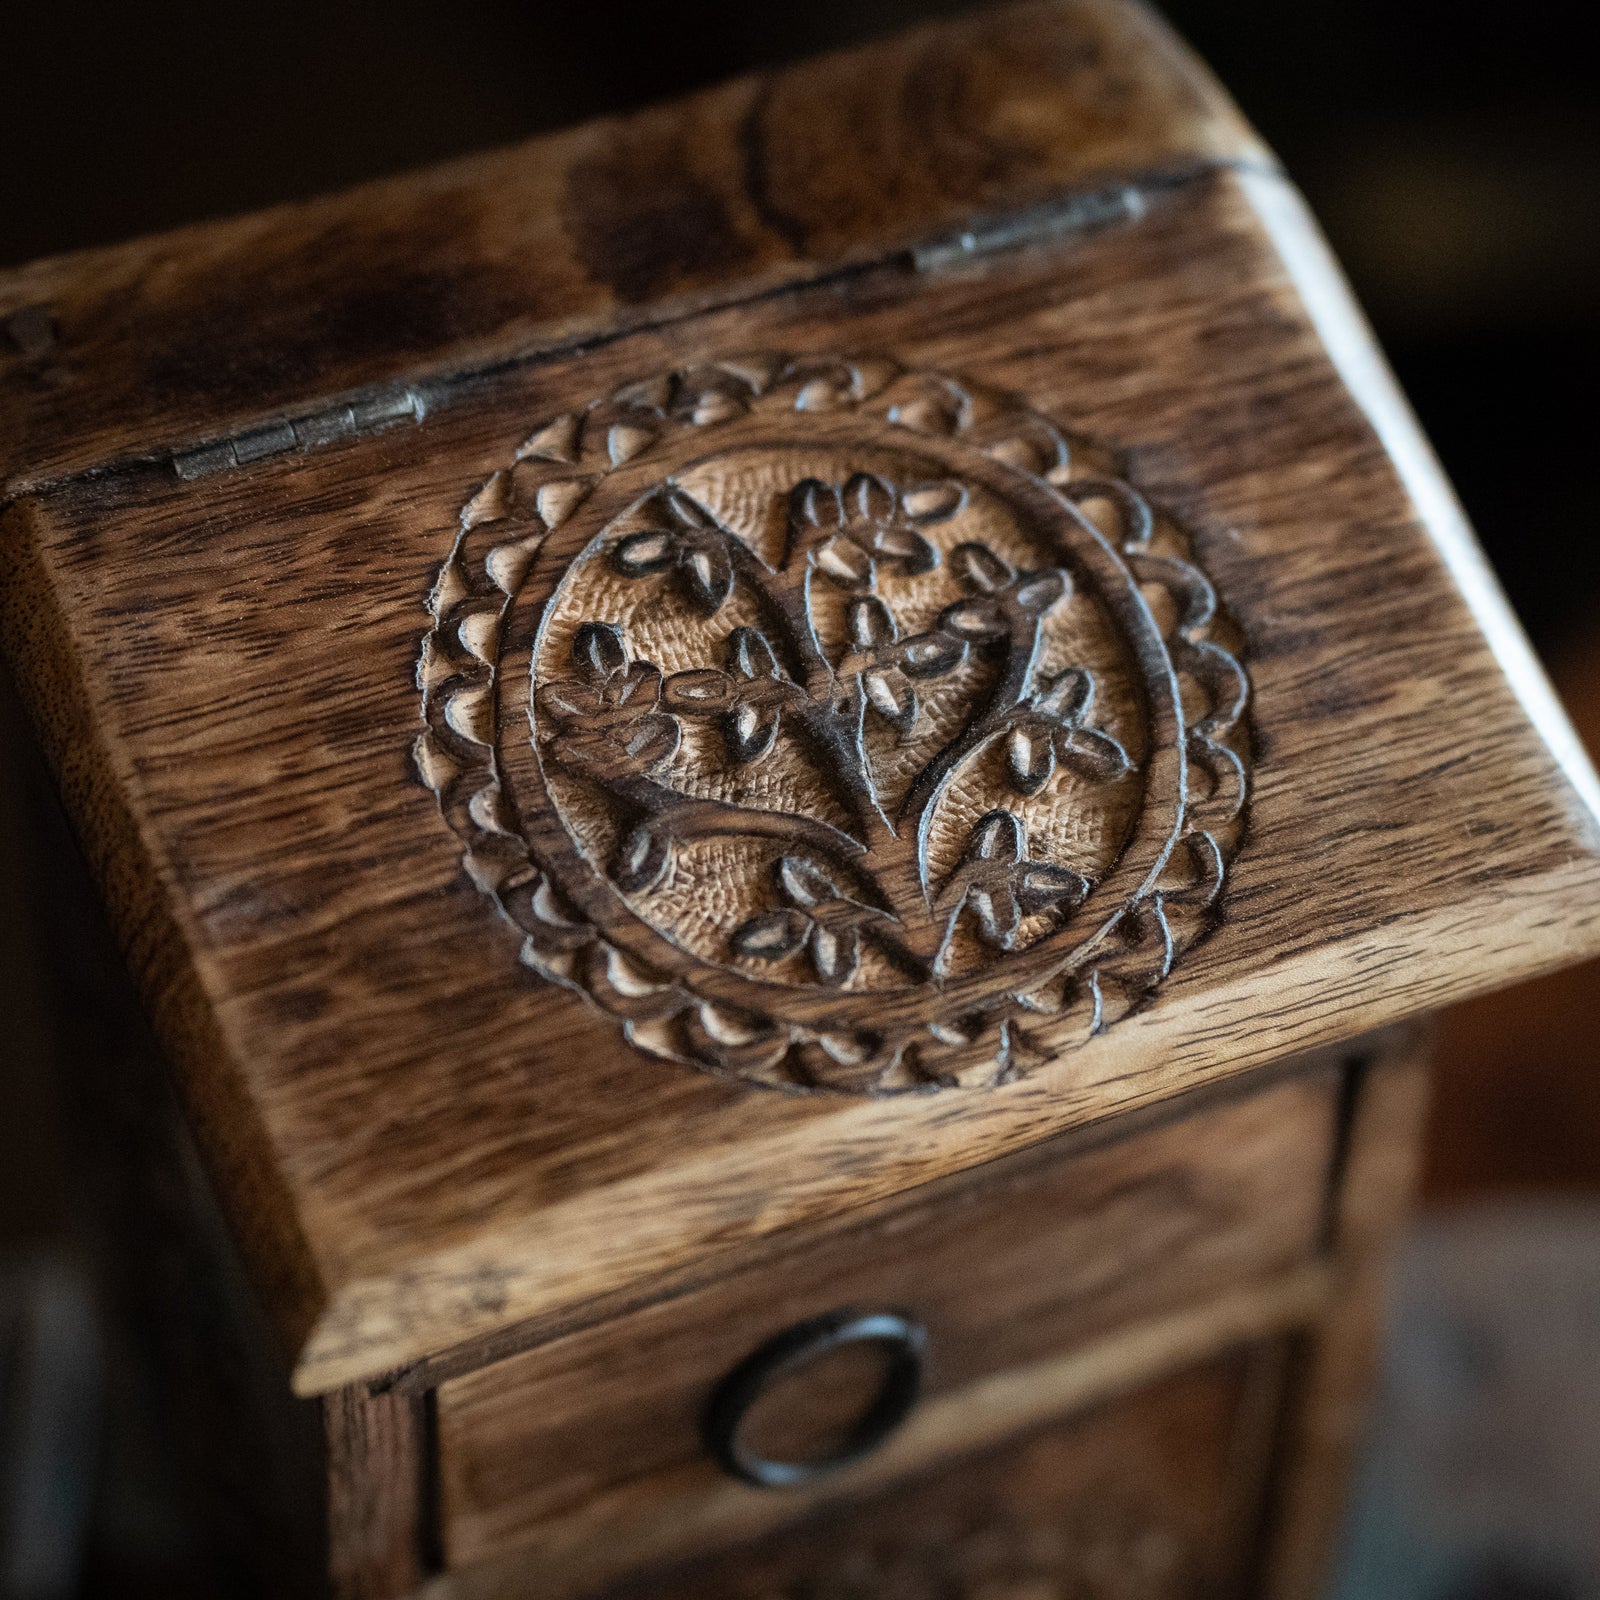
[435,1347,1285,1600]
[0,0,1263,493]
[414,351,1252,1096]
[325,1386,430,1600]
[2,6,1597,1398]
[3,160,1598,1393]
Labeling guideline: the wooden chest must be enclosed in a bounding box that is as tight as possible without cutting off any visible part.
[4,3,1599,1596]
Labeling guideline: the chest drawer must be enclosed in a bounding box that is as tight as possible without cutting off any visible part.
[434,1070,1339,1589]
[593,1344,1282,1600]
[15,0,1599,1593]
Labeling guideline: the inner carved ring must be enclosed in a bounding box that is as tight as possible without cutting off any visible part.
[494,411,1184,1032]
[418,352,1251,1091]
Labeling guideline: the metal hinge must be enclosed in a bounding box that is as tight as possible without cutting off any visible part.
[909,174,1190,273]
[171,384,428,481]
[161,170,1207,481]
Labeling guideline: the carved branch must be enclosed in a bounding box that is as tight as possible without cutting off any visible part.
[593,479,1124,964]
[899,544,1068,881]
[603,775,869,896]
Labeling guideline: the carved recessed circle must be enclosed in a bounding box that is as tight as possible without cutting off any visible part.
[417,354,1250,1093]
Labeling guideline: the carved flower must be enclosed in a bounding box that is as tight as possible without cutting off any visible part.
[535,622,680,777]
[938,542,1070,641]
[1004,667,1132,796]
[839,593,967,736]
[942,810,1087,952]
[662,627,806,764]
[730,856,885,987]
[787,472,964,588]
[611,487,735,614]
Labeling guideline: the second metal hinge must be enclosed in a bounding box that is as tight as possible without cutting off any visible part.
[910,182,1152,273]
[171,384,428,481]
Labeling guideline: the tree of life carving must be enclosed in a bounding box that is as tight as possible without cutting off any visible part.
[417,353,1251,1093]
[532,470,1133,991]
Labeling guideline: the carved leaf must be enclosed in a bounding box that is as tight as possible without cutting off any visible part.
[573,620,627,680]
[970,886,1021,949]
[1035,667,1093,723]
[724,702,780,764]
[808,922,861,986]
[536,680,603,721]
[844,471,896,527]
[938,596,1007,640]
[899,631,966,678]
[847,594,898,652]
[612,530,676,575]
[969,810,1024,863]
[730,909,811,961]
[680,543,734,613]
[619,713,680,769]
[863,669,917,734]
[1058,725,1132,782]
[778,855,838,908]
[1019,862,1089,913]
[728,626,781,680]
[815,536,875,587]
[612,661,662,709]
[612,823,671,893]
[1006,726,1057,795]
[869,523,938,574]
[663,668,733,711]
[951,541,1014,594]
[1013,569,1070,614]
[788,478,844,536]
[902,479,966,523]
[661,486,718,529]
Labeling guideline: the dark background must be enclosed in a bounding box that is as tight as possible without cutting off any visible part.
[2,2,1597,1596]
[1,0,1595,654]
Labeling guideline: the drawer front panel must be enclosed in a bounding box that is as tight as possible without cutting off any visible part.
[436,1071,1338,1581]
[604,1347,1280,1600]
[439,1347,1283,1600]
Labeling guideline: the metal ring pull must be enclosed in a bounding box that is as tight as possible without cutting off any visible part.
[704,1309,927,1489]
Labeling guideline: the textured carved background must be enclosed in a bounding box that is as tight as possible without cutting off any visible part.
[417,355,1250,1092]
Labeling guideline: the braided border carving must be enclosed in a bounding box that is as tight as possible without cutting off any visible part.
[416,354,1250,1093]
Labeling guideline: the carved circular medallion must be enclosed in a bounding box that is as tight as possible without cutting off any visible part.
[417,355,1249,1093]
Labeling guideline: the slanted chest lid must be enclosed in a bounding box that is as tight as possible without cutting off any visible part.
[3,0,1599,1395]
